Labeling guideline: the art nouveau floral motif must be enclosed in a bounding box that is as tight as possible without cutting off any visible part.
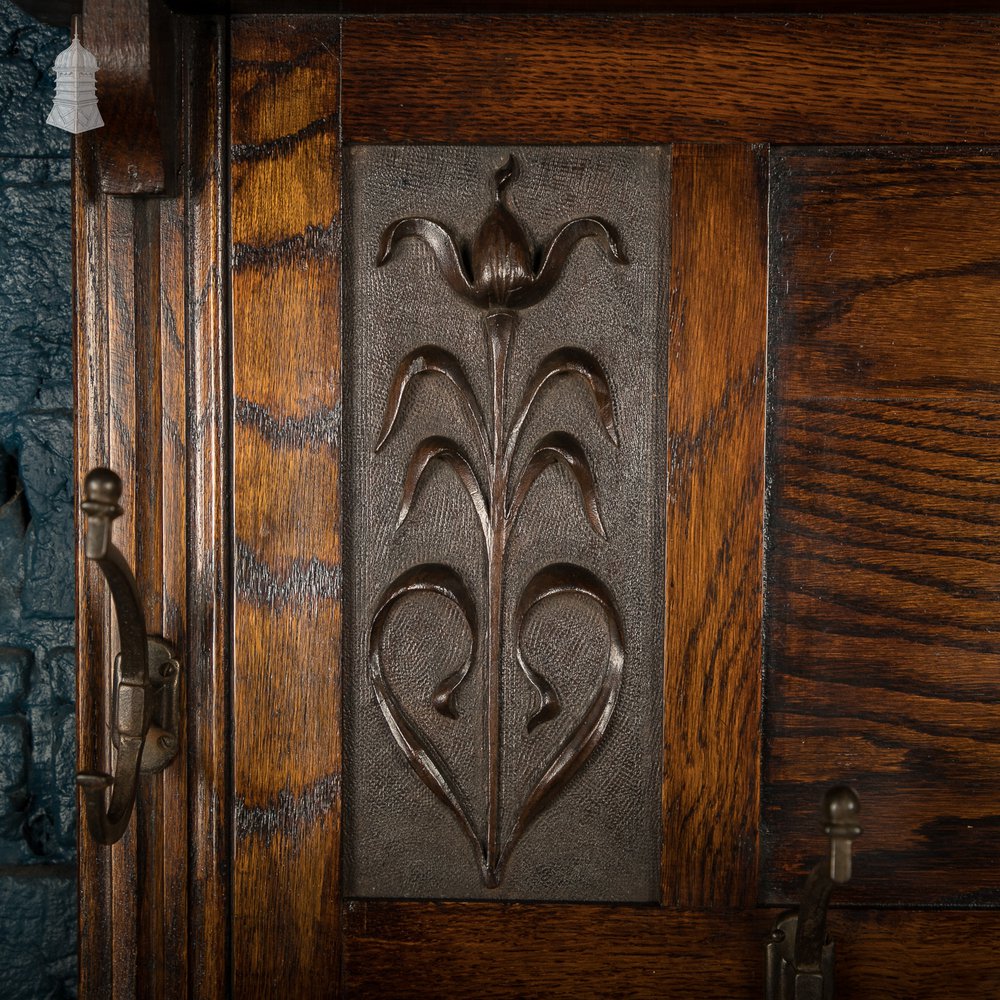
[369,156,627,886]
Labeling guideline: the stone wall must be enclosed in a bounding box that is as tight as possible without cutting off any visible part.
[0,2,77,996]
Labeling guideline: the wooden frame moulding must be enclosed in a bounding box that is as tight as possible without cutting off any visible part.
[73,15,230,1000]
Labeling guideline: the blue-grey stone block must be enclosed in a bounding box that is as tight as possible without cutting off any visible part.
[0,645,30,711]
[0,472,27,618]
[0,164,72,416]
[0,712,28,844]
[51,704,75,854]
[22,646,75,860]
[0,873,77,1000]
[0,156,70,186]
[0,1,79,990]
[16,412,73,620]
[37,646,74,706]
[0,0,70,159]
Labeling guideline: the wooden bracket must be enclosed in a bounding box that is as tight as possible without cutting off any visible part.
[79,0,178,195]
[12,0,180,193]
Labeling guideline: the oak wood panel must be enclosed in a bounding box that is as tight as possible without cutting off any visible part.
[771,149,1000,398]
[342,17,1000,145]
[175,0,1000,13]
[76,190,166,999]
[133,196,170,1000]
[103,194,141,1000]
[764,149,1000,907]
[343,903,1000,999]
[26,0,1000,24]
[663,145,767,909]
[230,17,343,997]
[764,398,1000,906]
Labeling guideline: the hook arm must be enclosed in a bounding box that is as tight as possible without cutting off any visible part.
[77,468,180,846]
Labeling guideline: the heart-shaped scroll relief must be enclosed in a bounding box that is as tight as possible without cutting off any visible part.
[369,155,628,887]
[369,561,625,886]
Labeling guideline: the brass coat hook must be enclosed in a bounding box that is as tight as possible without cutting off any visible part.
[766,786,862,1000]
[77,468,181,845]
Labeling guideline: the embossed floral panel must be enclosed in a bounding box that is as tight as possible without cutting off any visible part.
[342,146,668,902]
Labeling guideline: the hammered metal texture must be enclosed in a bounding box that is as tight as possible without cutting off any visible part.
[343,146,668,902]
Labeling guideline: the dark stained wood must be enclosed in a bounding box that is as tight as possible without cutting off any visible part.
[346,904,769,999]
[80,0,177,195]
[230,17,343,996]
[342,17,1000,145]
[67,9,1000,998]
[98,192,142,1000]
[764,149,1000,907]
[74,15,228,1000]
[74,131,115,1000]
[764,397,1000,906]
[663,145,768,909]
[189,0,1000,11]
[133,195,170,1000]
[76,182,164,1000]
[344,903,1000,999]
[181,17,230,1000]
[771,149,1000,398]
[22,0,1000,24]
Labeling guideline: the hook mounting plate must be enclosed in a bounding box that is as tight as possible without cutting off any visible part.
[111,637,180,774]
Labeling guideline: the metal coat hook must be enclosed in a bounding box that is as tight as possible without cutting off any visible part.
[77,468,181,845]
[766,786,862,1000]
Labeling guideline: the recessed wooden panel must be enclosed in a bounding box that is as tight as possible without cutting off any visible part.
[764,149,1000,906]
[771,148,1000,397]
[342,146,667,902]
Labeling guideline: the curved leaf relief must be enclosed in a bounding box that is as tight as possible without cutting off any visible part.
[376,345,489,463]
[500,562,625,877]
[397,436,489,539]
[376,155,626,312]
[505,346,619,471]
[377,217,479,303]
[509,431,607,538]
[370,155,628,886]
[369,564,482,855]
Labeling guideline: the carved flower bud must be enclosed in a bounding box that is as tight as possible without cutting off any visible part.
[470,159,535,308]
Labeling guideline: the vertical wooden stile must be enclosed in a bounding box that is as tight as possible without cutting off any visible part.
[662,144,768,909]
[230,17,343,997]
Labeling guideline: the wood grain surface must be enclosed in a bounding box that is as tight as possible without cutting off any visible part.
[182,17,230,1000]
[663,145,767,909]
[75,169,162,1000]
[74,137,116,1000]
[74,16,228,1000]
[342,17,1000,145]
[343,902,1000,999]
[764,149,1000,906]
[771,149,1000,399]
[230,17,343,997]
[80,0,174,194]
[26,0,1000,24]
[68,10,1000,998]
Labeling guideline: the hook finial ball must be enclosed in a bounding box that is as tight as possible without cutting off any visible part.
[823,785,860,825]
[84,467,122,505]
